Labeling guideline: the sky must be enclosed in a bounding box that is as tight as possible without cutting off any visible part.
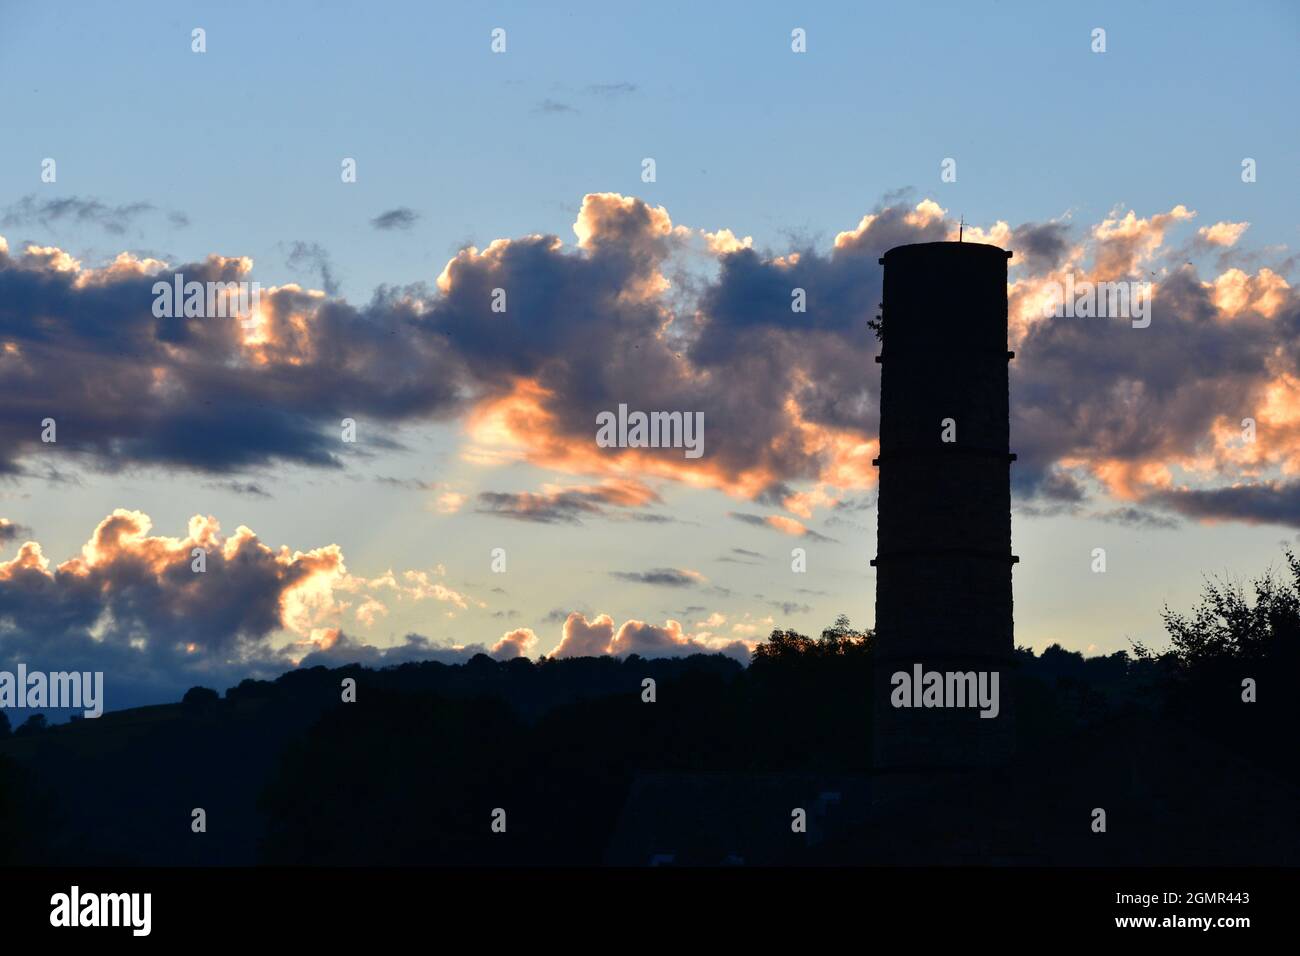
[1,0,1299,714]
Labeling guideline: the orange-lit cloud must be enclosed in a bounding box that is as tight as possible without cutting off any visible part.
[547,611,749,660]
[491,627,538,660]
[1197,221,1249,247]
[5,192,1299,532]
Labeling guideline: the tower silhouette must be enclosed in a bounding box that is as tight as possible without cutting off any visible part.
[871,241,1016,770]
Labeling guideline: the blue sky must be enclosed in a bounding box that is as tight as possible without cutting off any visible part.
[4,0,1297,298]
[1,0,1299,711]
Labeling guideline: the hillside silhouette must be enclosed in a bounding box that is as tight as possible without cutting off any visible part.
[1,552,1297,865]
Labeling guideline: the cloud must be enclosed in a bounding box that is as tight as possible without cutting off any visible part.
[1090,204,1195,278]
[370,208,420,231]
[284,241,339,295]
[297,631,490,669]
[0,509,345,705]
[717,547,763,565]
[768,600,812,615]
[702,228,753,255]
[1092,507,1181,530]
[585,82,636,96]
[550,612,615,657]
[1196,221,1249,248]
[339,567,476,612]
[547,611,748,661]
[729,511,836,542]
[374,476,440,491]
[0,509,485,708]
[1149,481,1300,528]
[490,627,538,660]
[1008,220,1071,275]
[0,245,465,475]
[475,479,661,524]
[0,518,30,546]
[1003,204,1300,526]
[436,490,466,514]
[204,480,272,498]
[1,195,165,236]
[3,191,1298,527]
[609,567,706,587]
[534,99,578,114]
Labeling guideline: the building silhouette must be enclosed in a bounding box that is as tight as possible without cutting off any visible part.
[872,241,1017,770]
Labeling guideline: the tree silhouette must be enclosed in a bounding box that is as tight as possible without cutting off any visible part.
[1132,547,1300,784]
[182,686,220,707]
[14,714,47,737]
[1,591,1296,865]
[1139,548,1300,670]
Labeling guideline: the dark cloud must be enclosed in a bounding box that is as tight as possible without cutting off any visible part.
[0,518,30,545]
[1150,482,1300,529]
[534,99,578,114]
[0,192,919,487]
[1011,266,1299,521]
[1009,220,1070,274]
[627,512,678,523]
[1014,466,1090,506]
[768,600,812,615]
[374,476,439,491]
[3,191,1298,528]
[370,208,420,231]
[0,510,337,709]
[298,632,489,669]
[822,514,867,532]
[476,482,661,524]
[2,195,160,235]
[585,82,636,96]
[1092,506,1181,530]
[1015,502,1082,520]
[832,495,874,512]
[824,495,874,532]
[204,480,272,498]
[717,547,763,565]
[0,508,539,709]
[609,568,702,587]
[284,240,339,295]
[0,247,464,475]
